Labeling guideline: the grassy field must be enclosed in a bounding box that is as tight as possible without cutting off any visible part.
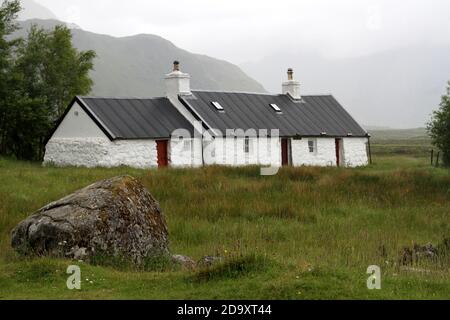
[0,151,449,299]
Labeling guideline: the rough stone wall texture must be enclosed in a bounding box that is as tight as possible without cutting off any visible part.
[44,138,110,168]
[291,138,337,167]
[107,140,157,168]
[291,137,369,167]
[342,137,369,167]
[44,138,157,169]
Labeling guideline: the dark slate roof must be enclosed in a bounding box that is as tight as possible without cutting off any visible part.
[180,91,368,137]
[76,96,195,140]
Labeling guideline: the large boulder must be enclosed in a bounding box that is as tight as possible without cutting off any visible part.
[11,175,169,264]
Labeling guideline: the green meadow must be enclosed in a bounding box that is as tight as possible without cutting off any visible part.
[0,145,449,299]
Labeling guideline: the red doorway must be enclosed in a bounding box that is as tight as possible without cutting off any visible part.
[281,138,289,166]
[156,140,169,168]
[335,139,341,167]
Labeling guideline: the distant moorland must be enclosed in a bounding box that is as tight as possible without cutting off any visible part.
[369,128,432,158]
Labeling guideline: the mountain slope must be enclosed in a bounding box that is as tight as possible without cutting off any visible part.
[241,46,450,128]
[15,19,266,97]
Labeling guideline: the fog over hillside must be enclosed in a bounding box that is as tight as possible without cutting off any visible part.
[241,45,450,129]
[18,0,57,20]
[17,0,450,128]
[15,19,266,97]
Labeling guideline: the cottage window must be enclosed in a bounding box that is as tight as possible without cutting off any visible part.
[244,137,251,153]
[308,139,316,153]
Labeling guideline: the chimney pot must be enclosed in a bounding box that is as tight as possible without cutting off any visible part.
[287,68,294,81]
[173,61,180,71]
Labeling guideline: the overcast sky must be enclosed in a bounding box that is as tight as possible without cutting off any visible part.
[28,0,450,128]
[36,0,450,65]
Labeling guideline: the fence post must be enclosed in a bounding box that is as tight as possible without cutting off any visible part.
[431,149,434,166]
[436,151,440,167]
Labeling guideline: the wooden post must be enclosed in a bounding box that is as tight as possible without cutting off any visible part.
[431,149,434,166]
[436,151,440,167]
[368,137,373,165]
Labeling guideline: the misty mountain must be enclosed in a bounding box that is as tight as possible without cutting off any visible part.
[14,19,266,97]
[241,46,450,128]
[18,0,58,21]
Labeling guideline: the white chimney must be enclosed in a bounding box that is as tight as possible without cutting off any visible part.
[165,61,191,97]
[282,68,301,100]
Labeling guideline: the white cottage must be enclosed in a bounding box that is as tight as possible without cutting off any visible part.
[44,62,370,169]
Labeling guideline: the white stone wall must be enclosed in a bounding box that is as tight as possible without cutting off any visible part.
[203,137,281,167]
[291,137,369,167]
[44,136,369,169]
[170,138,203,167]
[44,138,110,168]
[342,137,369,167]
[291,138,337,167]
[106,140,157,168]
[44,138,158,168]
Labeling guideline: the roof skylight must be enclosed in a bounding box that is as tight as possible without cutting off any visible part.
[270,104,282,112]
[211,101,224,111]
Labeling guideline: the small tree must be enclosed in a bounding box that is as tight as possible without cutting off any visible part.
[427,81,450,166]
[0,0,96,160]
[16,24,96,120]
[6,23,96,160]
[0,0,21,154]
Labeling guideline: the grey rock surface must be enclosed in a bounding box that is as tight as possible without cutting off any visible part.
[172,254,196,269]
[11,175,169,264]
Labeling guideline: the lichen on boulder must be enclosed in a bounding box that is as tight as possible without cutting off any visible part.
[11,175,169,264]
